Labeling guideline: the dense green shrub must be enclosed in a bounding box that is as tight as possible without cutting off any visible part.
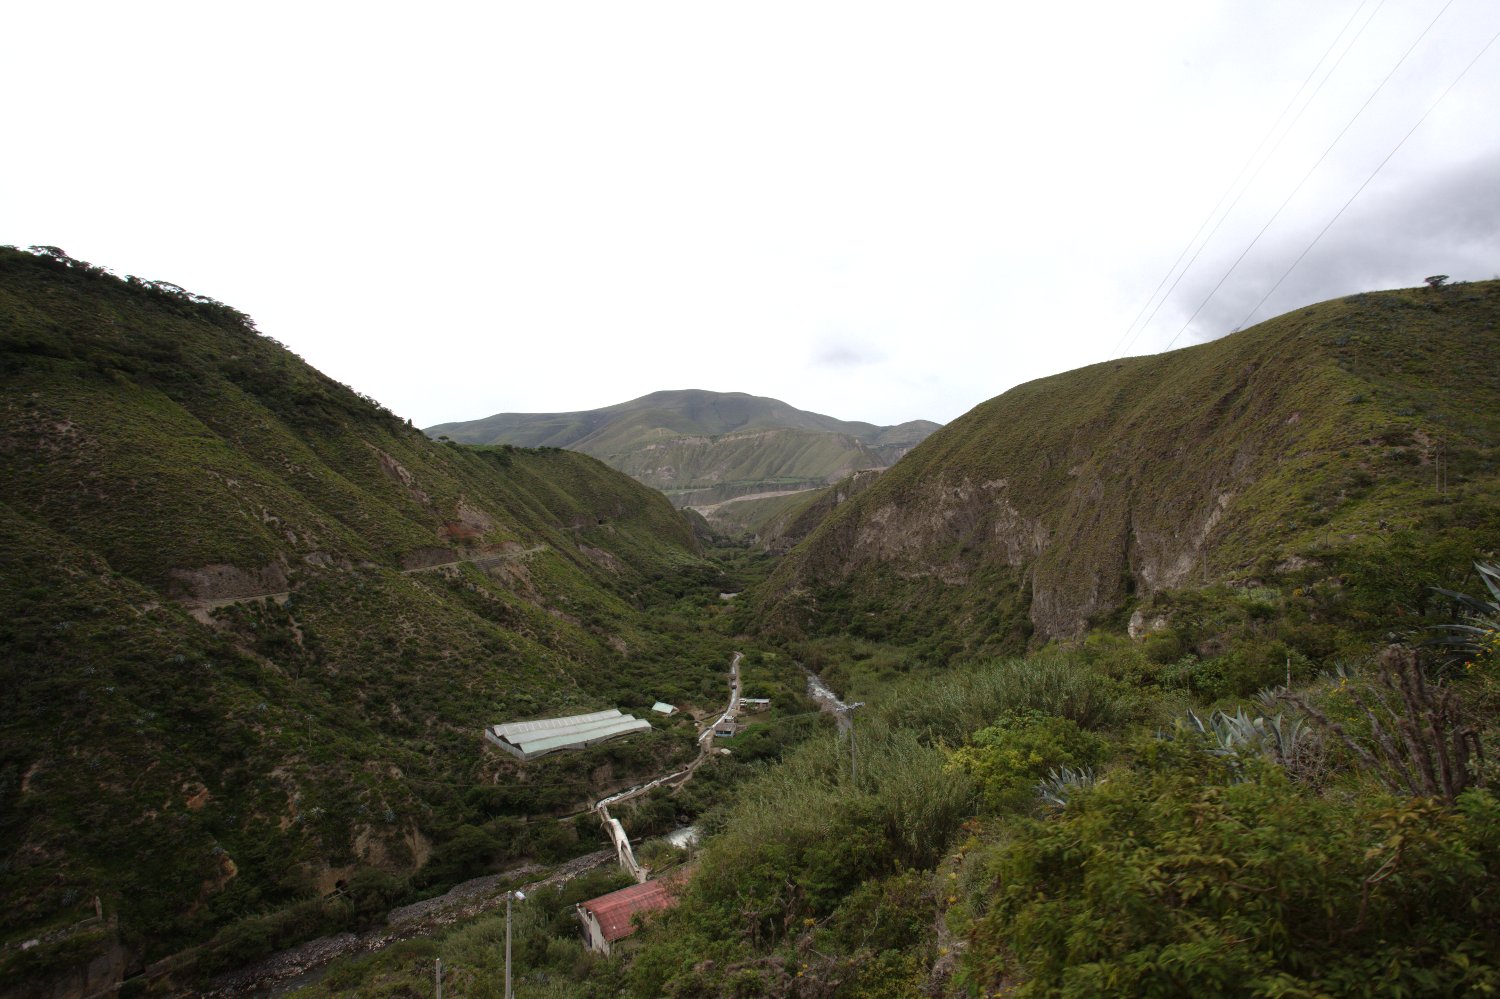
[1142,629,1184,665]
[946,711,1106,814]
[342,868,409,929]
[198,897,352,975]
[964,752,1500,997]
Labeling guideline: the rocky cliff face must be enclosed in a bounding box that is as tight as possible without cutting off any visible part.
[758,281,1500,649]
[778,461,1228,640]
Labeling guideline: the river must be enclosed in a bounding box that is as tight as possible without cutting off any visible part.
[805,668,854,733]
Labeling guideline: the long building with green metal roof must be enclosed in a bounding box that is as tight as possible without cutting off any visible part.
[485,709,651,761]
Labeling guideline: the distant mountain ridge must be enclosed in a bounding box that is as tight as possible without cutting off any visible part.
[426,390,940,509]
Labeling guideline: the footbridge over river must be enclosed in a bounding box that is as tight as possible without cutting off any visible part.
[592,651,741,881]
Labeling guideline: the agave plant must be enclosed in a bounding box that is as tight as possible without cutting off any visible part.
[1429,561,1500,671]
[1179,707,1307,769]
[1036,765,1096,808]
[1252,685,1286,712]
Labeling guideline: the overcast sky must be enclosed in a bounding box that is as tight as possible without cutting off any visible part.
[6,1,1498,428]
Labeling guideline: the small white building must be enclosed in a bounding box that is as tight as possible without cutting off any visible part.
[651,701,677,716]
[741,698,770,713]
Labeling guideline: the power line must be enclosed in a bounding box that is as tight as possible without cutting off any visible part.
[1161,0,1461,351]
[1235,23,1500,328]
[1114,0,1384,358]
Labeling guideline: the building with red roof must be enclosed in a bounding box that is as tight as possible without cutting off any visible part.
[576,868,691,954]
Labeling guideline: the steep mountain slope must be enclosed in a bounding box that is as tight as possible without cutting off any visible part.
[426,389,940,508]
[757,281,1500,661]
[702,468,886,550]
[0,248,723,987]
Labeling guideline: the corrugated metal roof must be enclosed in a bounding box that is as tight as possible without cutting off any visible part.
[512,717,650,756]
[494,709,622,740]
[579,869,690,942]
[489,709,653,760]
[509,716,624,749]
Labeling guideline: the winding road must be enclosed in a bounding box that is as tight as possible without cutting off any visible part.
[176,546,550,625]
[400,545,548,574]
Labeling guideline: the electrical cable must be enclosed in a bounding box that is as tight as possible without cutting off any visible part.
[1113,0,1383,357]
[1235,23,1500,328]
[1162,0,1461,351]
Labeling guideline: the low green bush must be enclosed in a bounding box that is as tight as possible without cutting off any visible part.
[945,712,1106,814]
[963,752,1500,997]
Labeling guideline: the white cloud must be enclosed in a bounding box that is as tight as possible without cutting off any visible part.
[5,1,1497,427]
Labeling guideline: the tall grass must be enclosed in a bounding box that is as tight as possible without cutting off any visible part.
[695,649,1134,914]
[878,648,1135,742]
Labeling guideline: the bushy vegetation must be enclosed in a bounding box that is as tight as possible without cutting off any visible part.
[557,583,1500,997]
[946,712,1106,813]
[7,252,1499,997]
[0,246,741,989]
[966,765,1500,997]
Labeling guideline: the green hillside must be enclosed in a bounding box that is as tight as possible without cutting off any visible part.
[144,281,1499,999]
[507,283,1497,999]
[615,427,884,508]
[10,247,1500,998]
[428,388,935,448]
[759,281,1500,671]
[0,248,730,990]
[701,468,885,549]
[426,389,940,509]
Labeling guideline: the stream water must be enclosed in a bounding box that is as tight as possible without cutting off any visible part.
[665,825,700,849]
[805,669,853,733]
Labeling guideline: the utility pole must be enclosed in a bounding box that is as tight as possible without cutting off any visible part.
[435,957,442,999]
[504,890,525,998]
[842,702,865,785]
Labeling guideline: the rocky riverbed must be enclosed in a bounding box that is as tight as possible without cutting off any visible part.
[197,850,615,997]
